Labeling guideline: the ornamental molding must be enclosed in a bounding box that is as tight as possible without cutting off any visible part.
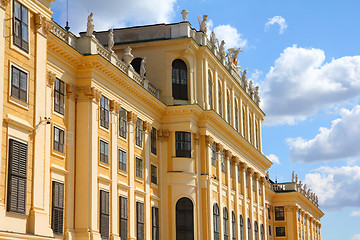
[126,111,137,123]
[205,135,214,146]
[224,149,232,159]
[76,86,101,102]
[0,0,10,10]
[143,121,152,132]
[35,13,53,36]
[47,71,56,86]
[158,130,169,142]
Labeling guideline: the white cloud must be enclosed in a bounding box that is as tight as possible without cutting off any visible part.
[351,210,360,217]
[213,25,247,49]
[265,16,287,34]
[266,154,280,164]
[250,69,263,85]
[287,105,360,162]
[52,0,177,35]
[260,45,360,125]
[304,165,360,211]
[353,234,360,240]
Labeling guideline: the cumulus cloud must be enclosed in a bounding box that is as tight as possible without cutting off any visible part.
[260,45,360,125]
[266,154,280,164]
[52,0,177,34]
[351,210,360,217]
[213,25,247,49]
[353,234,360,240]
[304,165,360,211]
[287,106,360,162]
[265,16,287,34]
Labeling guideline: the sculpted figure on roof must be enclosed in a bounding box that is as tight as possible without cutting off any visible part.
[86,12,94,37]
[198,15,208,34]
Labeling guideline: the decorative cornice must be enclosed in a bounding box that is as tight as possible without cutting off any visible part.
[143,121,152,132]
[0,0,10,10]
[47,71,56,86]
[126,111,137,123]
[215,143,223,152]
[35,13,53,36]
[158,130,169,142]
[76,86,101,102]
[205,135,214,147]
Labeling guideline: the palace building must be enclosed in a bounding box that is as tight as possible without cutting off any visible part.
[0,0,324,239]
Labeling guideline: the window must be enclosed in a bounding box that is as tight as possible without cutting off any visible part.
[100,140,109,164]
[249,114,253,144]
[137,202,145,240]
[275,206,285,221]
[218,82,222,116]
[119,108,127,138]
[254,221,258,240]
[234,100,238,131]
[119,196,128,240]
[242,107,246,138]
[51,181,64,235]
[151,127,157,155]
[223,207,229,240]
[227,91,230,123]
[11,65,27,102]
[275,226,286,237]
[172,59,188,100]
[118,149,127,172]
[100,96,109,129]
[211,143,216,167]
[238,165,241,183]
[54,79,65,115]
[151,165,157,184]
[258,180,261,195]
[7,139,27,214]
[136,157,143,178]
[175,131,191,158]
[176,197,194,240]
[255,121,259,149]
[135,118,143,147]
[100,190,109,239]
[221,150,225,173]
[13,0,28,52]
[252,176,255,192]
[232,211,236,240]
[269,225,272,236]
[230,161,233,178]
[239,214,243,240]
[260,224,264,240]
[214,203,220,240]
[152,207,159,240]
[208,71,212,109]
[247,218,251,240]
[268,207,271,220]
[53,126,65,153]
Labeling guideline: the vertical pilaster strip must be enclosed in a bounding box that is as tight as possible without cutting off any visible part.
[247,168,254,240]
[159,130,169,240]
[127,111,136,239]
[216,143,223,239]
[144,121,151,239]
[225,151,232,240]
[240,163,248,240]
[233,158,240,239]
[205,136,214,240]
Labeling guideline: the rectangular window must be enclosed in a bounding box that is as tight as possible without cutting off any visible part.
[275,226,286,237]
[136,157,143,178]
[119,108,127,138]
[258,180,261,195]
[7,139,27,214]
[13,0,28,52]
[119,196,128,240]
[100,190,109,239]
[221,151,225,173]
[137,202,145,240]
[152,207,159,240]
[269,225,272,236]
[118,149,127,172]
[151,127,157,155]
[54,79,65,115]
[11,65,27,102]
[175,131,191,158]
[237,165,241,183]
[51,181,64,235]
[100,96,109,129]
[151,165,157,185]
[100,140,109,164]
[211,143,216,167]
[275,206,285,221]
[268,207,271,220]
[53,126,65,153]
[230,161,233,178]
[135,118,143,147]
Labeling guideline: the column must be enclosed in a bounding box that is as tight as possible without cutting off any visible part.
[127,111,137,240]
[260,177,267,239]
[29,16,53,236]
[240,162,248,240]
[216,143,224,239]
[232,157,240,240]
[205,136,214,240]
[254,173,260,240]
[143,121,152,239]
[225,150,232,240]
[247,168,254,240]
[110,102,121,240]
[74,86,101,239]
[159,130,169,240]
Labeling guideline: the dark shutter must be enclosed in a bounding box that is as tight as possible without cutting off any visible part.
[7,139,27,214]
[137,202,144,240]
[119,196,128,240]
[100,190,109,239]
[172,59,188,100]
[152,207,159,240]
[52,181,64,235]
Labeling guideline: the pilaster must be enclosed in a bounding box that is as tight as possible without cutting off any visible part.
[205,135,214,240]
[225,150,232,240]
[240,162,248,240]
[143,121,152,240]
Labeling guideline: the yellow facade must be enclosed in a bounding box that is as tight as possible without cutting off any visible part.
[0,0,323,239]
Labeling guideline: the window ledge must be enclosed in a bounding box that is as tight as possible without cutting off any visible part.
[118,170,128,177]
[151,183,159,189]
[99,162,110,169]
[135,177,144,183]
[9,97,29,110]
[52,149,66,159]
[4,114,33,132]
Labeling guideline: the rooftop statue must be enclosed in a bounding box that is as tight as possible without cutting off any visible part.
[122,46,134,67]
[181,9,189,21]
[86,12,94,37]
[249,80,254,94]
[292,171,295,182]
[254,86,260,102]
[210,31,218,50]
[218,40,226,60]
[108,29,114,52]
[241,70,248,87]
[140,57,146,79]
[198,15,208,34]
[226,47,242,67]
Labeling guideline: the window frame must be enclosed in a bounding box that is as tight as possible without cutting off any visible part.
[172,59,188,100]
[175,131,191,158]
[119,108,127,139]
[100,96,110,129]
[240,214,244,240]
[136,202,145,240]
[231,211,236,240]
[51,181,64,236]
[100,190,110,239]
[274,206,285,221]
[12,0,29,53]
[10,65,28,103]
[214,203,220,240]
[275,226,286,237]
[53,126,65,153]
[135,118,143,147]
[119,196,128,240]
[223,207,229,240]
[152,206,159,240]
[54,79,65,115]
[99,139,109,164]
[136,157,143,179]
[151,164,158,185]
[118,148,127,172]
[208,71,212,109]
[151,127,157,155]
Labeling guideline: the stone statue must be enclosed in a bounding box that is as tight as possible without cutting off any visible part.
[86,12,94,37]
[181,9,188,21]
[210,31,218,50]
[298,180,302,190]
[241,70,248,87]
[227,47,242,67]
[254,86,260,102]
[304,184,307,192]
[265,171,269,180]
[140,57,146,78]
[122,46,134,67]
[295,174,298,184]
[219,40,226,60]
[198,15,208,34]
[292,171,295,182]
[107,29,114,52]
[249,80,254,94]
[307,189,311,196]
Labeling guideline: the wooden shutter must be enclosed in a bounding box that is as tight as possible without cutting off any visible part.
[137,202,144,240]
[52,181,64,235]
[100,190,109,239]
[119,196,128,240]
[7,139,27,214]
[152,207,159,240]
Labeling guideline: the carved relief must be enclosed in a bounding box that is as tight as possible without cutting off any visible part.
[47,71,56,86]
[143,121,152,132]
[126,111,137,123]
[205,135,214,146]
[231,156,239,164]
[158,130,169,142]
[215,143,223,152]
[35,13,53,36]
[224,149,232,159]
[79,86,102,102]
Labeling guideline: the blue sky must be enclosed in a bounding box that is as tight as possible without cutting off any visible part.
[51,0,360,239]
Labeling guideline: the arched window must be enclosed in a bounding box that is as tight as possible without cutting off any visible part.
[208,71,212,109]
[247,218,251,240]
[254,221,258,240]
[172,59,188,100]
[232,211,236,240]
[239,214,244,240]
[213,203,220,240]
[249,114,253,144]
[260,224,264,240]
[234,100,238,131]
[218,81,222,116]
[227,91,231,123]
[176,197,194,240]
[131,57,142,75]
[223,207,229,240]
[242,107,246,138]
[211,142,216,167]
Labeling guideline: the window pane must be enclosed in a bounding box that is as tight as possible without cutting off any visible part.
[12,67,19,87]
[21,6,28,24]
[20,72,27,91]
